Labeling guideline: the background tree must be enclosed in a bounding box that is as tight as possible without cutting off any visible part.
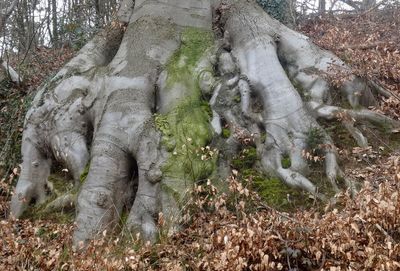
[0,0,20,83]
[0,0,119,182]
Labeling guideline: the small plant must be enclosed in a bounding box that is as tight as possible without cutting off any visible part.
[231,147,258,170]
[281,155,291,169]
[306,127,324,152]
[233,95,241,103]
[79,163,90,183]
[222,127,231,138]
[154,113,170,136]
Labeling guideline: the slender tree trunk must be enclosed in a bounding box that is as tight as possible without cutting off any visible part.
[362,0,376,10]
[319,0,326,14]
[51,0,58,47]
[47,0,53,43]
[93,0,102,27]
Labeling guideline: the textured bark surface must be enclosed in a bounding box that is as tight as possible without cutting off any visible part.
[10,0,399,246]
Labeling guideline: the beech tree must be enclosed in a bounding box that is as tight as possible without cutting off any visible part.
[10,0,399,246]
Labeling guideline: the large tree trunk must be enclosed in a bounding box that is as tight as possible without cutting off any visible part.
[10,0,399,246]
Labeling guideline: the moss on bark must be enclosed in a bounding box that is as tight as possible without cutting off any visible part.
[156,27,217,201]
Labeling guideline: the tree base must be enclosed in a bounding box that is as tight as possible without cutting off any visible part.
[10,0,399,246]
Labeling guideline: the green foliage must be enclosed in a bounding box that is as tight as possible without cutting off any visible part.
[233,95,241,103]
[79,163,90,183]
[281,155,291,169]
[306,127,324,151]
[232,147,258,170]
[222,128,231,138]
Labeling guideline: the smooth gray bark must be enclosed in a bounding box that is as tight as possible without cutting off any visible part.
[10,0,399,247]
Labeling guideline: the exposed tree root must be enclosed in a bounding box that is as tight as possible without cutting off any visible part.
[10,0,400,246]
[216,0,399,196]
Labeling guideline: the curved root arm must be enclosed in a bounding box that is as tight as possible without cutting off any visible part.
[10,138,51,217]
[218,0,393,195]
[10,23,125,218]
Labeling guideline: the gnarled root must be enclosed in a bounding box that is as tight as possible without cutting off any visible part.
[11,0,213,246]
[215,0,399,196]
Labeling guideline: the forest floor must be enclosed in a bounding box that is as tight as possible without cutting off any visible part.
[1,8,400,270]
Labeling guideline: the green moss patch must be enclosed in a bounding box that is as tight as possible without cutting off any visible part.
[281,155,291,169]
[21,173,77,223]
[222,128,231,138]
[156,27,217,201]
[79,163,90,183]
[243,169,312,211]
[231,147,313,211]
[48,174,74,195]
[166,27,214,85]
[232,147,258,170]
